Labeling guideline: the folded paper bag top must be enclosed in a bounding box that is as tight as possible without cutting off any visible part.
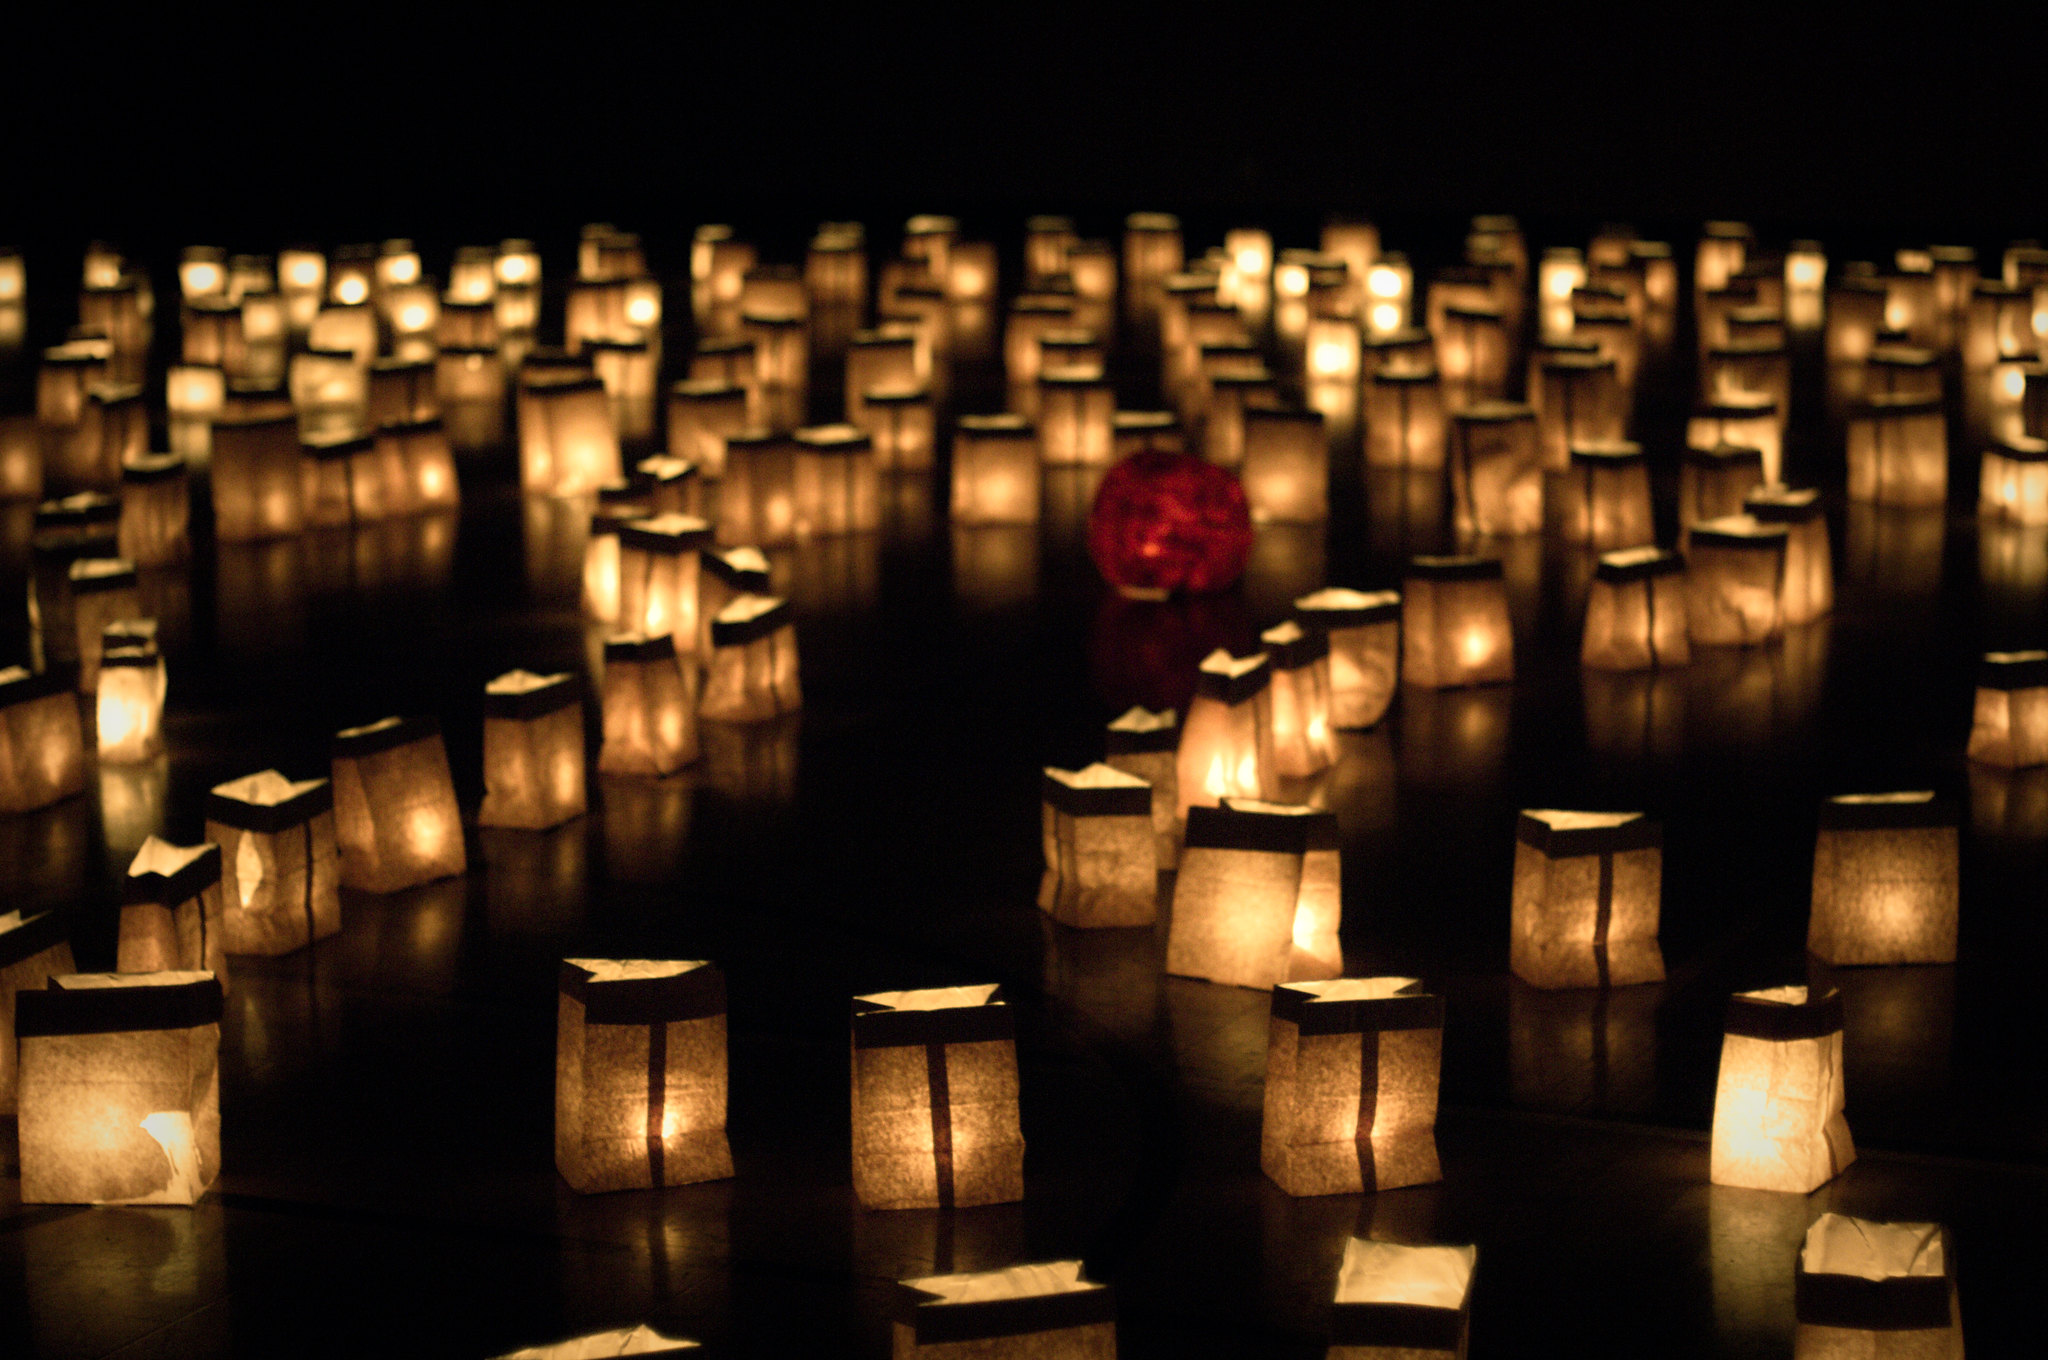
[904,1259,1094,1305]
[565,958,709,986]
[856,983,1002,1013]
[1336,1239,1477,1308]
[211,769,323,807]
[493,1324,698,1358]
[1285,976,1421,1005]
[1801,1213,1945,1282]
[128,835,216,882]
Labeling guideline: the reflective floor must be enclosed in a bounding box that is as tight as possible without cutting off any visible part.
[3,235,2046,1357]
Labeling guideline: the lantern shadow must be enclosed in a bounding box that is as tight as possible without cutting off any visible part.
[556,1182,734,1338]
[305,515,458,595]
[1581,669,1686,764]
[97,753,169,871]
[700,713,800,810]
[1088,591,1257,715]
[1685,627,1827,751]
[1507,978,1662,1117]
[1038,913,1165,1048]
[215,538,307,655]
[1844,504,1945,603]
[522,493,591,604]
[600,772,698,884]
[1968,762,2048,840]
[1161,975,1273,1126]
[951,525,1039,614]
[333,877,467,994]
[1242,523,1328,624]
[480,821,589,939]
[1280,728,1397,838]
[1708,1181,1833,1352]
[788,533,879,614]
[1042,466,1107,559]
[0,793,91,920]
[1396,687,1510,790]
[850,1202,1027,1283]
[22,1202,228,1358]
[1823,963,1953,1122]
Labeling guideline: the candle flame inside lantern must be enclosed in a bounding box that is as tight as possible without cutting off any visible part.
[335,276,368,305]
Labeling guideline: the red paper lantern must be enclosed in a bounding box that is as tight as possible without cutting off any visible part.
[1088,449,1254,598]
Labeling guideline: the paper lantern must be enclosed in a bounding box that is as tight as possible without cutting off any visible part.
[1290,589,1400,730]
[1535,352,1625,472]
[496,1326,697,1358]
[1678,444,1765,546]
[577,502,647,624]
[379,418,463,516]
[666,379,748,481]
[1571,290,1641,395]
[1034,371,1113,468]
[1261,622,1338,778]
[1123,212,1184,308]
[791,425,881,538]
[1808,793,1958,966]
[1962,280,2034,368]
[0,667,85,813]
[1261,977,1443,1195]
[1828,278,1890,365]
[1864,343,1941,403]
[1176,649,1275,815]
[718,431,798,548]
[949,414,1040,525]
[1968,650,2048,768]
[555,958,732,1193]
[119,838,228,985]
[1167,800,1341,990]
[1562,440,1654,551]
[289,349,367,439]
[846,329,920,421]
[202,769,341,956]
[1104,705,1180,868]
[634,455,703,520]
[850,983,1023,1209]
[616,514,713,651]
[1327,1239,1476,1360]
[696,546,772,657]
[331,716,467,893]
[1112,410,1181,461]
[1087,449,1253,598]
[1784,240,1829,328]
[0,910,75,1116]
[17,971,222,1206]
[211,413,305,541]
[1709,984,1854,1193]
[479,671,586,831]
[1510,810,1664,989]
[0,411,40,500]
[1239,407,1328,524]
[1448,401,1541,538]
[301,432,397,526]
[855,388,933,474]
[1580,548,1688,672]
[1847,397,1946,507]
[1687,517,1788,646]
[77,385,146,488]
[1363,368,1446,470]
[1402,556,1513,688]
[1979,433,2048,525]
[69,557,139,692]
[1434,304,1508,410]
[1038,763,1156,928]
[112,454,188,567]
[807,224,869,310]
[1793,1214,1962,1359]
[518,375,620,498]
[599,634,697,778]
[699,595,801,723]
[1745,485,1833,623]
[1200,368,1278,468]
[1363,255,1414,337]
[96,625,164,764]
[367,356,437,428]
[893,1261,1112,1360]
[0,245,24,303]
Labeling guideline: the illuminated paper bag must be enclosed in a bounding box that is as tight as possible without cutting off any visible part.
[1980,433,2048,526]
[117,454,191,567]
[617,514,713,652]
[1562,440,1654,550]
[1364,368,1446,470]
[120,838,228,987]
[667,378,748,478]
[1262,622,1338,777]
[1242,407,1329,523]
[582,504,650,624]
[495,1325,699,1358]
[1105,705,1180,868]
[893,1261,1115,1360]
[1967,649,2048,768]
[1535,351,1624,472]
[210,413,304,541]
[718,431,798,548]
[205,770,340,955]
[1401,557,1513,689]
[1176,649,1276,817]
[1581,548,1689,672]
[1687,516,1788,646]
[518,375,620,497]
[950,413,1041,525]
[1167,800,1341,990]
[331,715,468,892]
[697,546,772,657]
[17,971,222,1206]
[635,454,703,519]
[1293,588,1400,729]
[1262,978,1444,1195]
[1511,811,1664,988]
[377,418,460,513]
[301,431,396,525]
[96,625,165,763]
[793,424,882,536]
[1709,985,1854,1193]
[1327,1239,1476,1360]
[1039,764,1156,928]
[1808,793,1958,966]
[1448,400,1541,538]
[0,910,76,1115]
[70,557,139,692]
[599,635,698,777]
[851,984,1024,1209]
[480,671,587,830]
[1679,444,1765,544]
[1846,398,1946,507]
[0,666,86,812]
[555,959,733,1193]
[700,595,801,723]
[1747,485,1833,624]
[1793,1214,1962,1359]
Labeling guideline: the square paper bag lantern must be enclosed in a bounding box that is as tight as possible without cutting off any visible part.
[1563,441,1654,551]
[0,412,42,502]
[480,671,586,831]
[599,635,698,778]
[1262,977,1444,1195]
[368,357,437,427]
[1582,548,1690,671]
[861,388,937,473]
[617,515,713,651]
[699,595,802,723]
[951,414,1041,525]
[1402,556,1513,689]
[667,379,749,479]
[211,413,305,541]
[1746,485,1833,623]
[1242,407,1329,523]
[97,626,165,763]
[1449,400,1542,538]
[0,666,86,812]
[1261,621,1339,777]
[1794,1214,1962,1359]
[1168,800,1341,990]
[556,959,733,1193]
[846,330,921,423]
[1968,650,2048,768]
[697,546,773,657]
[1511,811,1664,988]
[1293,589,1400,729]
[1364,368,1447,470]
[496,1326,697,1358]
[518,375,620,498]
[1105,706,1180,868]
[1535,352,1625,472]
[1847,398,1947,507]
[331,716,468,893]
[1709,985,1854,1193]
[377,419,460,514]
[1808,793,1958,966]
[635,456,703,520]
[17,971,222,1206]
[117,454,191,567]
[1689,394,1784,484]
[893,1261,1114,1360]
[120,838,228,985]
[1038,372,1115,467]
[69,557,139,692]
[1687,517,1789,646]
[1679,444,1766,545]
[0,910,77,1115]
[205,770,340,955]
[582,504,650,625]
[1979,433,2048,525]
[1039,763,1156,928]
[718,431,799,548]
[1327,1239,1476,1360]
[794,424,882,536]
[851,984,1024,1209]
[1176,649,1276,816]
[300,432,397,526]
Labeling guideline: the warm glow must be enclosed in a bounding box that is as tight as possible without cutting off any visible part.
[405,808,444,855]
[1367,265,1403,298]
[398,303,430,331]
[282,254,322,290]
[335,276,368,305]
[1788,257,1823,289]
[1274,263,1310,298]
[2000,365,2027,400]
[1458,628,1492,666]
[1205,754,1228,800]
[626,295,657,326]
[1370,301,1401,333]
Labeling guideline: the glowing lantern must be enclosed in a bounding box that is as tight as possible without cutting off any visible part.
[0,667,85,813]
[1305,314,1362,383]
[1704,339,1791,423]
[950,414,1040,525]
[331,716,467,893]
[1678,444,1765,546]
[1005,296,1077,393]
[1292,588,1400,728]
[718,431,799,548]
[0,247,24,303]
[1449,401,1541,537]
[1561,441,1653,551]
[792,425,881,537]
[382,283,439,359]
[203,769,340,956]
[1240,408,1328,524]
[212,413,307,541]
[1709,984,1853,1193]
[1261,977,1443,1195]
[616,514,713,651]
[1034,371,1113,468]
[1785,241,1829,329]
[859,387,937,473]
[1123,212,1184,309]
[1847,397,1946,506]
[846,330,919,422]
[696,546,772,657]
[1363,253,1414,337]
[1745,485,1833,623]
[68,557,139,692]
[1687,517,1788,646]
[301,432,395,526]
[1865,343,1941,403]
[518,375,620,498]
[600,634,697,778]
[1581,548,1689,672]
[894,1261,1113,1359]
[555,958,731,1194]
[741,312,807,399]
[1979,433,2048,524]
[1571,290,1641,396]
[1112,410,1181,460]
[1538,246,1587,341]
[1104,706,1181,868]
[0,910,75,1117]
[850,983,1023,1209]
[378,418,456,515]
[119,837,227,985]
[635,456,703,520]
[1038,763,1156,928]
[478,671,586,831]
[1364,368,1446,470]
[308,301,377,363]
[1087,449,1253,598]
[1434,304,1509,409]
[1968,650,2048,768]
[1025,216,1078,282]
[96,625,164,764]
[375,239,421,292]
[1167,800,1340,989]
[699,595,801,723]
[438,346,503,411]
[278,247,326,331]
[78,385,146,488]
[1510,810,1663,989]
[1808,793,1957,966]
[368,357,436,427]
[116,454,190,567]
[290,348,368,438]
[1176,649,1275,816]
[576,502,645,625]
[1200,369,1278,467]
[1686,393,1782,485]
[667,379,749,479]
[0,413,40,500]
[1402,555,1513,688]
[1792,1214,1961,1359]
[1261,621,1338,777]
[1962,280,2035,368]
[1328,1239,1476,1359]
[17,971,222,1206]
[1827,278,1890,366]
[807,226,868,309]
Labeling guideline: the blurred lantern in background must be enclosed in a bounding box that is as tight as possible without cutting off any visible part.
[1562,441,1654,551]
[1450,400,1541,538]
[119,837,227,983]
[1582,548,1690,672]
[1808,793,1958,966]
[699,595,801,723]
[1511,810,1664,988]
[96,623,165,764]
[599,635,697,778]
[1968,650,2048,768]
[1167,799,1341,990]
[1686,517,1789,647]
[1745,485,1833,623]
[1105,706,1181,868]
[1260,621,1338,777]
[1401,556,1513,688]
[0,667,86,812]
[479,671,587,831]
[331,716,467,893]
[1293,588,1400,729]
